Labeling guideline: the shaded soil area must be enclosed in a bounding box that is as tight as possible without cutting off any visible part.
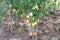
[0,8,60,40]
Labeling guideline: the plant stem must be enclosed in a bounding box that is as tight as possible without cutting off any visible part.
[9,0,13,33]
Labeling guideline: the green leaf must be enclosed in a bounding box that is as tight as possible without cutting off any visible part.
[35,0,40,4]
[18,28,22,33]
[0,16,2,23]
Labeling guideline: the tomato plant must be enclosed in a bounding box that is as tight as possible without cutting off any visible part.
[0,0,59,21]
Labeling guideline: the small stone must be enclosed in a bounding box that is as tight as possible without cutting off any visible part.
[52,37,58,40]
[0,28,3,34]
[9,38,21,40]
[37,29,44,34]
[9,38,17,40]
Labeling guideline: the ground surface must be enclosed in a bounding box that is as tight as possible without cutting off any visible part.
[0,8,60,40]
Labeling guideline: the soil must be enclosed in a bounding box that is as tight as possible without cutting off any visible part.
[0,8,60,40]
